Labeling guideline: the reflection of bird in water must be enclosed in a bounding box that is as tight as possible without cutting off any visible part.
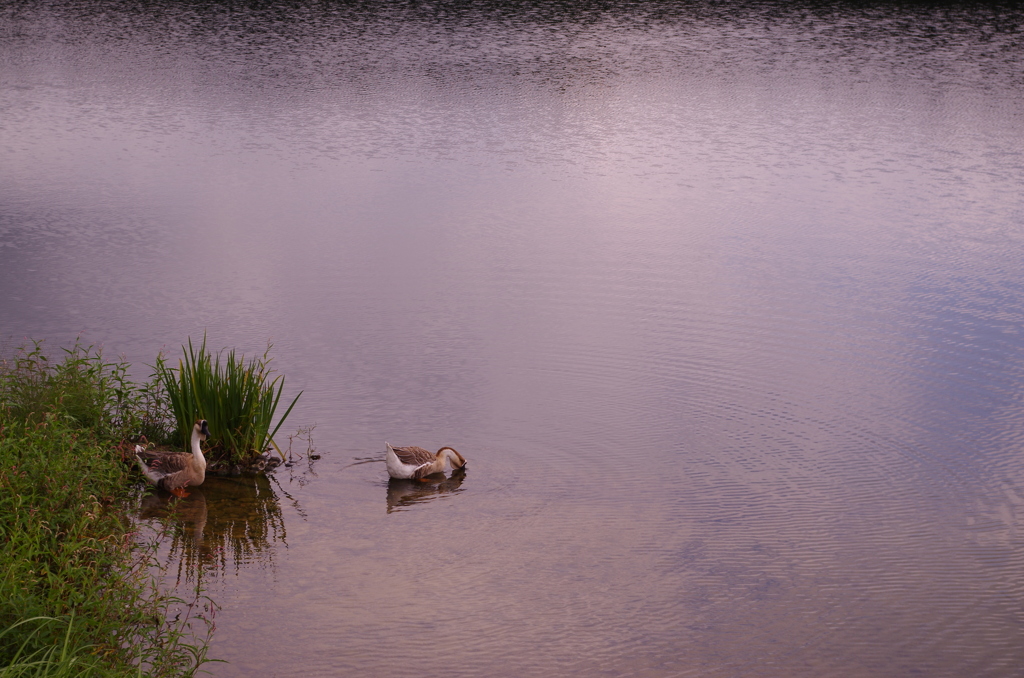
[136,420,210,497]
[385,443,466,479]
[387,467,467,513]
[136,474,288,585]
[138,487,208,544]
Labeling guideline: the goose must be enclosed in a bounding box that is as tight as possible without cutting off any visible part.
[136,420,210,498]
[385,442,466,480]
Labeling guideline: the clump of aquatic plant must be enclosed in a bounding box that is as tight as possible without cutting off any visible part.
[155,335,301,464]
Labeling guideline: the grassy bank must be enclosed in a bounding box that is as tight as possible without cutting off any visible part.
[0,342,213,676]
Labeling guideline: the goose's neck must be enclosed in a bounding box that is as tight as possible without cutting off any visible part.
[438,447,464,469]
[191,430,207,471]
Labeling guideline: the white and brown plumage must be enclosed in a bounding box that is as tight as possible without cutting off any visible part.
[385,442,466,480]
[136,420,210,498]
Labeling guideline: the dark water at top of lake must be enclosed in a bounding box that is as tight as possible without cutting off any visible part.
[2,1,1024,675]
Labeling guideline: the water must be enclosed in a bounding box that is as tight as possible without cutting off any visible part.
[2,1,1024,675]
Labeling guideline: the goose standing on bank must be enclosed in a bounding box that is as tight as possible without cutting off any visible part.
[136,419,210,498]
[385,442,466,480]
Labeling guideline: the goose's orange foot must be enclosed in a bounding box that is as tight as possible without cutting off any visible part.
[170,487,190,498]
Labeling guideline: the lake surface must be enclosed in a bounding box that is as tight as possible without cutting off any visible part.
[3,1,1024,675]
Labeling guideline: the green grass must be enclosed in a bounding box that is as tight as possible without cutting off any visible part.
[0,342,214,676]
[0,340,173,446]
[155,335,301,464]
[0,616,101,678]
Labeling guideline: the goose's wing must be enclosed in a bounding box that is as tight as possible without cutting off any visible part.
[391,446,435,467]
[157,467,194,491]
[147,452,192,474]
[135,448,163,462]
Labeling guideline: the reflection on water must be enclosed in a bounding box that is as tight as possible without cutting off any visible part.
[386,468,467,514]
[138,476,286,584]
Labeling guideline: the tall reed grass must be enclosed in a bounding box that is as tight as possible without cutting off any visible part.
[155,336,301,464]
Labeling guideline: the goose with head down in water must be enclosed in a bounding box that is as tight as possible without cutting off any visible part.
[385,442,466,480]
